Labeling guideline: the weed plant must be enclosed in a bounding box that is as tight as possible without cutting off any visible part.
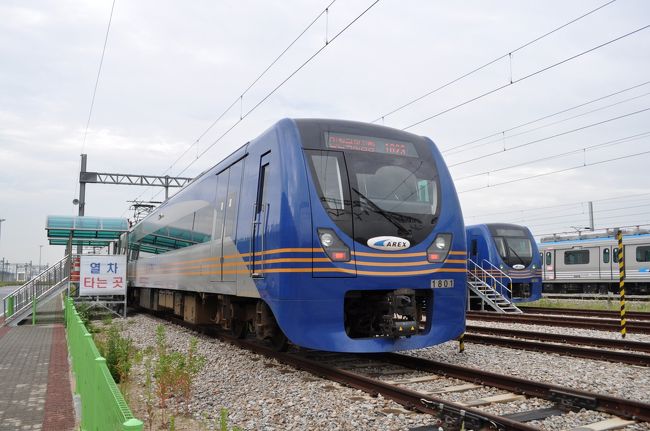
[153,325,206,410]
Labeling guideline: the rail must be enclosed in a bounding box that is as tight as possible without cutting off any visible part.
[3,255,69,324]
[65,298,143,431]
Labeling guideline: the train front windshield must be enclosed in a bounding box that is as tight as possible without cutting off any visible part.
[488,226,533,268]
[306,132,439,246]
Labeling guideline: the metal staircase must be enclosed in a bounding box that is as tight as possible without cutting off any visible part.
[2,255,70,326]
[467,258,522,313]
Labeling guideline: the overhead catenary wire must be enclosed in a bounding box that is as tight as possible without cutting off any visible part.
[370,0,618,123]
[170,0,381,181]
[458,149,650,194]
[402,24,650,131]
[167,0,337,173]
[488,201,650,225]
[454,131,650,181]
[527,208,650,231]
[72,0,117,209]
[444,85,650,156]
[464,191,650,219]
[127,0,338,208]
[449,107,650,168]
[444,81,650,154]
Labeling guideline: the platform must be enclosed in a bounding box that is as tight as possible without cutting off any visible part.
[0,298,75,431]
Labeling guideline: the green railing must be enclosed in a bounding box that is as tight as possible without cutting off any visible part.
[65,298,143,431]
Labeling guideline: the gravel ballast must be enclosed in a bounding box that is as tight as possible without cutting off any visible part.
[122,314,438,430]
[411,320,650,403]
[120,313,650,430]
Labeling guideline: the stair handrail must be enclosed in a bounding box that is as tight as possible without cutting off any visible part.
[3,255,70,320]
[481,259,513,298]
[467,258,502,290]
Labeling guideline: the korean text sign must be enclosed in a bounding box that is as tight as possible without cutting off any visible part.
[79,255,127,296]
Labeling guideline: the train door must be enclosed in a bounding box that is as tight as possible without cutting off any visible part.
[602,247,613,280]
[210,170,236,293]
[222,161,243,282]
[251,153,271,278]
[544,250,554,280]
[469,236,479,264]
[613,246,620,281]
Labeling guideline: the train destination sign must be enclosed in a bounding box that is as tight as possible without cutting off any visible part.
[326,132,418,157]
[79,255,127,296]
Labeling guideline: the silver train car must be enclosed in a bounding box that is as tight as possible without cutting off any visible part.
[538,229,650,295]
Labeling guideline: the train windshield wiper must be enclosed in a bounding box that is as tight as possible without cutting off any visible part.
[506,242,526,266]
[351,187,411,237]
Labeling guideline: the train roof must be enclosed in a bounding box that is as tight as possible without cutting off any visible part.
[538,232,650,246]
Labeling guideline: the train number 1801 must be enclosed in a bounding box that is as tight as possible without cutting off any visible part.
[431,279,454,289]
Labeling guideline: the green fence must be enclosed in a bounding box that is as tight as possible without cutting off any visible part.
[65,298,143,431]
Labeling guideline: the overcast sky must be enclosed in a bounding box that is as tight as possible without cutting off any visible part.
[1,0,649,265]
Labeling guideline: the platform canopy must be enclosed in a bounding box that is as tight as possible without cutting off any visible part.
[46,215,129,246]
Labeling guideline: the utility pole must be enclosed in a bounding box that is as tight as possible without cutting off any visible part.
[76,154,87,255]
[39,245,43,273]
[588,201,594,231]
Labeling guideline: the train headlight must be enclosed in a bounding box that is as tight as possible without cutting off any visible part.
[317,228,351,262]
[532,264,537,270]
[320,232,334,247]
[499,264,504,270]
[427,233,452,263]
[434,236,447,249]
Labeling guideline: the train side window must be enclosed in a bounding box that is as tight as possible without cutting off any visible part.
[564,250,589,265]
[470,239,477,257]
[603,248,610,264]
[637,246,650,262]
[257,162,270,212]
[613,247,619,263]
[545,251,552,265]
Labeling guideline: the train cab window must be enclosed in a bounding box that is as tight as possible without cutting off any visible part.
[308,151,345,210]
[564,250,589,265]
[545,251,552,265]
[613,247,619,263]
[603,248,610,264]
[637,246,650,262]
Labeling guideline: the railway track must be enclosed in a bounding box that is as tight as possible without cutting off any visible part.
[466,325,650,354]
[463,327,650,367]
[145,310,650,430]
[520,306,650,321]
[467,311,650,334]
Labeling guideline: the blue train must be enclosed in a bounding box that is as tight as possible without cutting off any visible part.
[123,119,467,352]
[466,223,542,302]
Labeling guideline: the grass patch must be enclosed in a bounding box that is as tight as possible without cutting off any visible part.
[520,298,650,312]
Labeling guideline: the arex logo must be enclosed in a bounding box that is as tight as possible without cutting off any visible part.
[367,236,411,251]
